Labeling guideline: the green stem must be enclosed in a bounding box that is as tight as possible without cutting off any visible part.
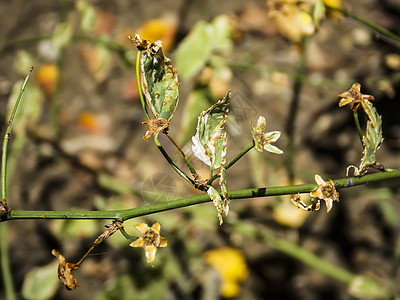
[239,224,354,283]
[0,224,15,300]
[119,227,135,241]
[353,110,364,145]
[0,69,32,300]
[326,5,400,46]
[259,227,354,283]
[136,50,150,121]
[285,36,310,183]
[165,133,198,178]
[2,68,33,202]
[5,169,400,221]
[207,142,254,185]
[153,134,194,186]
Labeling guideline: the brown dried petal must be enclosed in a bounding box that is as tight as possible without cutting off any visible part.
[52,249,79,290]
[142,118,169,140]
[96,220,123,243]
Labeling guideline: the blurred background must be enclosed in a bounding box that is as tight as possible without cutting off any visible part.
[0,0,400,299]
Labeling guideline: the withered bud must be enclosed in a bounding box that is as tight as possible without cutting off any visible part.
[52,249,79,290]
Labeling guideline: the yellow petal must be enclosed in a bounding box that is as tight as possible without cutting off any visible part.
[314,174,325,185]
[130,238,144,248]
[151,221,161,233]
[159,237,168,248]
[325,198,333,212]
[145,246,157,263]
[339,98,353,107]
[135,223,149,233]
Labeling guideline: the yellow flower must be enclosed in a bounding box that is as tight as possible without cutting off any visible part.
[310,175,339,212]
[130,222,167,263]
[338,83,374,111]
[203,247,249,298]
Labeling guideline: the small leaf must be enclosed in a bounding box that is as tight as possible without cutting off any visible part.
[207,186,228,225]
[175,15,234,81]
[191,91,230,169]
[52,22,73,50]
[76,0,97,33]
[21,261,60,300]
[312,0,326,28]
[132,34,179,121]
[357,102,383,175]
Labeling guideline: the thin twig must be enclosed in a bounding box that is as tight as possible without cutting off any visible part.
[153,134,195,186]
[325,5,400,48]
[353,110,364,145]
[165,133,198,178]
[207,142,254,185]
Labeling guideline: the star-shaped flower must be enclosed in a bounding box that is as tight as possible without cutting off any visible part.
[142,118,169,141]
[338,83,374,111]
[130,222,167,263]
[310,174,339,213]
[251,116,283,154]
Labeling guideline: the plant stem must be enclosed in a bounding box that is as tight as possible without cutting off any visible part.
[5,169,400,221]
[0,224,15,300]
[119,226,135,240]
[0,69,32,300]
[165,133,198,178]
[136,50,150,121]
[2,68,33,202]
[353,109,364,145]
[207,142,254,185]
[260,227,354,283]
[325,5,400,47]
[285,36,310,184]
[153,134,195,186]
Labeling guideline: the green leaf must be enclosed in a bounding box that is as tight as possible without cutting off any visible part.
[175,15,234,81]
[52,22,73,50]
[348,275,387,299]
[207,185,228,225]
[312,0,326,28]
[21,261,60,300]
[191,91,230,170]
[76,0,97,33]
[357,101,383,175]
[133,35,179,121]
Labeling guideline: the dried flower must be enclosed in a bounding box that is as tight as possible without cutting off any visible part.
[130,222,167,263]
[142,118,169,141]
[338,83,374,111]
[52,249,79,290]
[310,174,339,212]
[251,116,283,154]
[95,219,123,244]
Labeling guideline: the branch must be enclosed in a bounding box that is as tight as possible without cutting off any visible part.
[5,170,400,221]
